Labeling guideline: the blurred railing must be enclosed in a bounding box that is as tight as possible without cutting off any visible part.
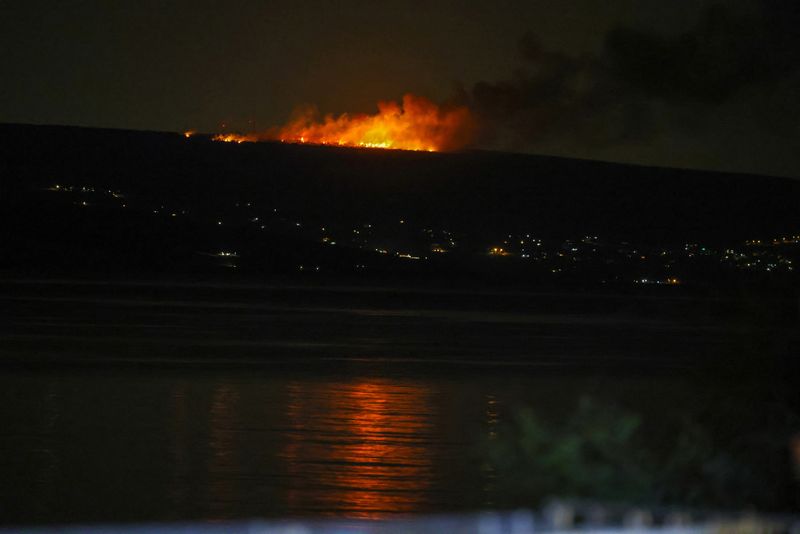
[5,501,799,534]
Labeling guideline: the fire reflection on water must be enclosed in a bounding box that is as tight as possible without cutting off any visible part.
[206,383,242,518]
[281,378,437,518]
[4,369,793,523]
[168,381,189,511]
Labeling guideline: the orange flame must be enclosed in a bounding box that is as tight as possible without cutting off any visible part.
[212,133,250,143]
[212,94,475,152]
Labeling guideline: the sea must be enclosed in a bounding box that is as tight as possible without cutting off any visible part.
[1,280,797,525]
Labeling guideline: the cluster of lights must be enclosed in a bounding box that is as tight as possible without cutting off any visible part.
[635,277,681,285]
[488,247,510,256]
[43,183,798,281]
[746,235,800,246]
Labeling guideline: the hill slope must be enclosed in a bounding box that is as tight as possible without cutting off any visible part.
[1,123,798,284]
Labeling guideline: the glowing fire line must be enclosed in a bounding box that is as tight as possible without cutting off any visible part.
[208,93,474,152]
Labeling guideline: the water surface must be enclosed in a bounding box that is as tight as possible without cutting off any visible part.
[0,281,797,524]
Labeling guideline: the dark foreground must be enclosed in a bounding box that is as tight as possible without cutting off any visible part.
[0,280,798,526]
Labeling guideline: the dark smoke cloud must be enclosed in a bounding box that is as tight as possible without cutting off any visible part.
[607,2,800,103]
[470,1,800,154]
[471,33,652,149]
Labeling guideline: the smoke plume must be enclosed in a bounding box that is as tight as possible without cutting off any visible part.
[468,1,800,154]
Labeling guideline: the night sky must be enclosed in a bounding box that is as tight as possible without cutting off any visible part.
[2,0,798,178]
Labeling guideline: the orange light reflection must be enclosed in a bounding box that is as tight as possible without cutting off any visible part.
[282,378,436,519]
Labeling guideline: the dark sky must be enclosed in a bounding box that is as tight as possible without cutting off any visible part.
[2,0,798,177]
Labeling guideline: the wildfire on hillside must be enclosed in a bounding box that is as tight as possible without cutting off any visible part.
[210,94,475,152]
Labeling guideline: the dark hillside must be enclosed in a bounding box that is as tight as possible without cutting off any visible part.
[1,123,798,290]
[2,123,798,244]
